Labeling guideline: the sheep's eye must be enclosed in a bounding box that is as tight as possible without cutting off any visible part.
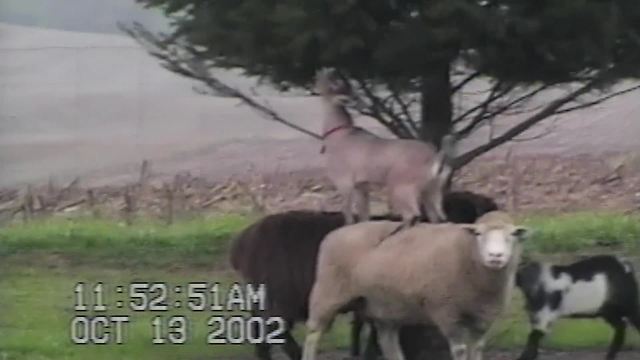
[511,227,530,241]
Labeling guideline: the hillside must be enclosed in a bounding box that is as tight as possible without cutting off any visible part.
[1,23,640,188]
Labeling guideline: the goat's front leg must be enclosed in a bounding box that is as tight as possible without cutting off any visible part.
[516,330,545,360]
[375,321,405,360]
[354,184,370,223]
[340,187,355,224]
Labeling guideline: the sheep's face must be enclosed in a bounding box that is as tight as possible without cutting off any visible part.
[463,224,531,270]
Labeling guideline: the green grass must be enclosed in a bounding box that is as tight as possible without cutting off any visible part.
[0,211,639,359]
[489,293,640,350]
[0,265,353,360]
[521,211,640,253]
[0,214,251,268]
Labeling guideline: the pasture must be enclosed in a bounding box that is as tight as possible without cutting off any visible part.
[0,212,639,360]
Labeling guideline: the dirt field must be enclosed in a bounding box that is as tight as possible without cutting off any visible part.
[2,23,640,193]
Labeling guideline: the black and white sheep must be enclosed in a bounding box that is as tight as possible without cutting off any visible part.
[229,191,498,360]
[302,211,531,360]
[515,255,640,360]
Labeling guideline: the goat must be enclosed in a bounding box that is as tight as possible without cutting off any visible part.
[516,255,640,360]
[315,68,454,229]
[302,211,531,360]
[229,191,498,360]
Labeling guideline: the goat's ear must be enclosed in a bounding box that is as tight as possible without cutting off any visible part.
[460,224,483,237]
[512,226,532,242]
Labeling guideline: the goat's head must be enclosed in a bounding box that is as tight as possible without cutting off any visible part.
[314,67,352,105]
[461,211,531,270]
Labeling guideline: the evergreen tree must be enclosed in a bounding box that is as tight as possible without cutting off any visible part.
[126,0,640,168]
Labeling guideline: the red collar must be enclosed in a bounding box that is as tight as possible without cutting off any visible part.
[322,124,352,139]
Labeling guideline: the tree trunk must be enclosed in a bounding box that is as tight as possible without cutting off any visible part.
[419,61,453,149]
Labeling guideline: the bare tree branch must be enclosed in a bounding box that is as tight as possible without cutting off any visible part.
[350,76,414,138]
[451,70,482,94]
[119,22,322,140]
[454,80,603,168]
[455,83,551,140]
[453,81,507,124]
[554,83,640,114]
[388,87,419,135]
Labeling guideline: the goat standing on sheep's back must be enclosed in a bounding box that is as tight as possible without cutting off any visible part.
[315,68,454,229]
[516,255,640,360]
[230,191,498,360]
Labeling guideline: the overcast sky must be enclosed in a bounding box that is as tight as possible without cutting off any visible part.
[0,0,167,34]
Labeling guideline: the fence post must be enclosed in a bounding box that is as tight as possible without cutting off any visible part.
[123,186,136,226]
[164,182,174,225]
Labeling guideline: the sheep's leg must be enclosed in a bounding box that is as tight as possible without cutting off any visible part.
[604,315,626,360]
[301,327,323,360]
[349,310,368,358]
[441,324,470,360]
[363,323,381,360]
[353,184,370,223]
[516,330,545,360]
[251,310,273,360]
[255,342,273,360]
[302,311,334,360]
[304,280,352,360]
[467,337,486,360]
[281,320,302,360]
[375,322,405,360]
[447,340,468,360]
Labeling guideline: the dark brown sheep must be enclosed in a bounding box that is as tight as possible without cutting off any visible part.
[229,191,498,360]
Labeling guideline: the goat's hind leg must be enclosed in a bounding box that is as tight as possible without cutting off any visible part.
[604,315,627,360]
[385,186,422,238]
[423,189,447,223]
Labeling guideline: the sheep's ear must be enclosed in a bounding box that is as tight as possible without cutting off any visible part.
[460,224,483,237]
[512,226,532,242]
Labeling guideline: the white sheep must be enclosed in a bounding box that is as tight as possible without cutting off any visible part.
[301,211,531,360]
